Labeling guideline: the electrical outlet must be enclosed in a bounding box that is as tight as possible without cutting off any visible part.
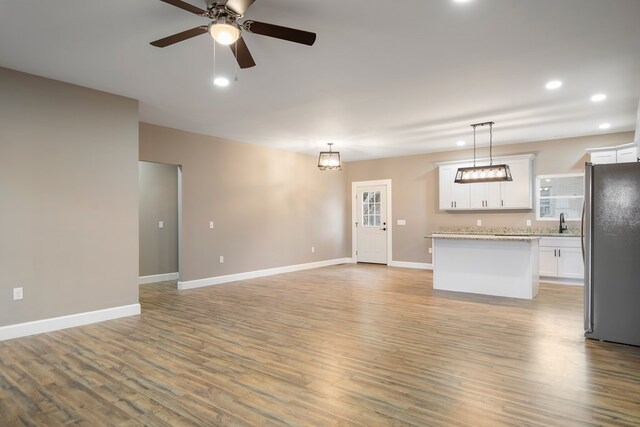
[428,248,433,254]
[526,219,532,227]
[209,221,214,229]
[219,256,224,264]
[397,219,406,225]
[13,287,23,301]
[158,221,164,229]
[311,246,315,253]
[477,219,482,226]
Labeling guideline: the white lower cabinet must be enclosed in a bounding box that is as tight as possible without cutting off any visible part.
[538,237,583,282]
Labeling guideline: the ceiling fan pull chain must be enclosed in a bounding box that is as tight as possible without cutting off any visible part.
[235,41,239,82]
[213,36,217,80]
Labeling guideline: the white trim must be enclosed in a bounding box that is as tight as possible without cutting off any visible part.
[435,153,535,166]
[388,261,433,270]
[351,179,393,265]
[178,258,354,290]
[585,142,636,152]
[139,272,179,284]
[0,304,141,342]
[540,277,584,286]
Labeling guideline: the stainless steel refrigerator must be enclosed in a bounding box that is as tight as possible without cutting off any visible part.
[583,161,640,346]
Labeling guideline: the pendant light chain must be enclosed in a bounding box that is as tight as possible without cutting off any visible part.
[489,122,493,166]
[473,125,477,168]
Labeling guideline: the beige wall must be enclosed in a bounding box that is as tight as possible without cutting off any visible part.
[139,123,350,282]
[139,161,179,277]
[346,132,634,264]
[0,67,139,327]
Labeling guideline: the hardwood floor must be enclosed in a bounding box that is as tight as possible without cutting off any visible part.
[2,264,640,426]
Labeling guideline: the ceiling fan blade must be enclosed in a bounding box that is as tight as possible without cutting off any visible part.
[159,0,207,15]
[229,36,256,68]
[243,20,316,46]
[150,26,208,47]
[225,0,256,16]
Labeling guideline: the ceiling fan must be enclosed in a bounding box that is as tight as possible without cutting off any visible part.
[150,0,317,69]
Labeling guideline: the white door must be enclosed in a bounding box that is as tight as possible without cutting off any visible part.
[356,185,388,264]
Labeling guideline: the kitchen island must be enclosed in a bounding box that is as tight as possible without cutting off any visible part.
[431,234,540,299]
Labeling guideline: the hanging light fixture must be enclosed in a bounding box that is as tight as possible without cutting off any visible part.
[454,121,512,184]
[208,18,241,45]
[317,143,342,170]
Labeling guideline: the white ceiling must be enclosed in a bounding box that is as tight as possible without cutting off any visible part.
[1,0,639,161]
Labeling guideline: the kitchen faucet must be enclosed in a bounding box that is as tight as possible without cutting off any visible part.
[559,212,568,234]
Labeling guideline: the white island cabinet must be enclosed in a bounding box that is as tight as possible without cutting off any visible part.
[432,234,540,299]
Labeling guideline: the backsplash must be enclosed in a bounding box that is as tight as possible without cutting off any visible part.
[438,225,581,236]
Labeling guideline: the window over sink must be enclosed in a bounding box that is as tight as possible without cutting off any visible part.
[536,173,584,221]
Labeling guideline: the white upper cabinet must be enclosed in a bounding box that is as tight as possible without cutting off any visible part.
[500,158,533,209]
[439,164,470,209]
[617,146,638,163]
[438,155,534,211]
[588,143,637,164]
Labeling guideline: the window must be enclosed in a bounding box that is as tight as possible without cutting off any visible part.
[536,174,584,221]
[362,191,381,227]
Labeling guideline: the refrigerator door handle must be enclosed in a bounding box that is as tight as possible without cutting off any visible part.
[584,163,594,334]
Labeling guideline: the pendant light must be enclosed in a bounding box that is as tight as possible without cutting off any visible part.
[317,143,342,170]
[454,121,512,184]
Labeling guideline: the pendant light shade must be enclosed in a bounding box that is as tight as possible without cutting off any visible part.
[455,121,512,184]
[318,143,342,170]
[454,164,513,183]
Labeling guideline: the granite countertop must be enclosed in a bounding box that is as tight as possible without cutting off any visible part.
[435,226,581,238]
[430,233,541,242]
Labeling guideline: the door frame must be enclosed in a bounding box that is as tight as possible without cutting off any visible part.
[351,179,393,264]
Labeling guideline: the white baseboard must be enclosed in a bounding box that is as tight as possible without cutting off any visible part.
[540,277,584,286]
[139,272,179,284]
[178,258,354,290]
[0,303,141,342]
[388,261,433,270]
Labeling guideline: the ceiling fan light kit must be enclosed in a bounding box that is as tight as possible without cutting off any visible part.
[318,143,342,171]
[151,0,316,69]
[209,18,240,45]
[454,121,513,184]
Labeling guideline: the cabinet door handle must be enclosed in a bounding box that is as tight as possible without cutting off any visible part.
[558,249,561,257]
[501,200,504,207]
[554,249,557,257]
[454,201,457,208]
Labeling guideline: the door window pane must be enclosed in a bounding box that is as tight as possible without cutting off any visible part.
[362,191,382,227]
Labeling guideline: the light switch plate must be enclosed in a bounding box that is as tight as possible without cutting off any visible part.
[428,248,433,254]
[477,219,482,226]
[397,219,406,225]
[209,221,214,229]
[158,221,164,229]
[526,219,532,226]
[311,247,315,253]
[219,256,224,264]
[13,287,23,301]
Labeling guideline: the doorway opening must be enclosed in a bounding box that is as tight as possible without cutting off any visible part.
[138,161,183,286]
[351,179,392,264]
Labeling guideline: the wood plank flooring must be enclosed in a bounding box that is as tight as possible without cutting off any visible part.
[2,264,640,426]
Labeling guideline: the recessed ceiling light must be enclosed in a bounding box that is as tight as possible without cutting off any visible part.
[545,80,563,90]
[599,123,611,130]
[453,0,473,3]
[456,140,466,146]
[591,93,607,102]
[213,77,230,87]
